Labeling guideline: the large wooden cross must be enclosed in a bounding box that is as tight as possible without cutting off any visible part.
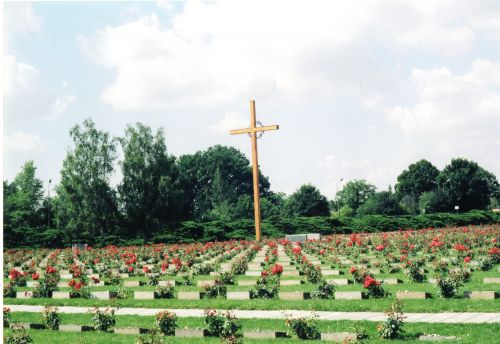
[230,100,279,241]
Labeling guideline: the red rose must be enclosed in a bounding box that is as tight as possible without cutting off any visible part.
[464,256,471,263]
[375,245,385,251]
[271,264,283,275]
[32,273,40,280]
[46,266,57,274]
[489,247,499,255]
[363,276,380,289]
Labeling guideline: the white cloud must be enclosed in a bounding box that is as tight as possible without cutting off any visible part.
[81,0,500,111]
[4,2,43,51]
[4,54,76,121]
[157,0,175,14]
[4,132,44,152]
[394,23,475,56]
[50,95,77,118]
[4,2,43,35]
[210,112,248,133]
[386,59,500,133]
[3,54,39,95]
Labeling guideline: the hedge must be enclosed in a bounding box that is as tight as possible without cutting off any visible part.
[7,210,499,248]
[151,210,500,244]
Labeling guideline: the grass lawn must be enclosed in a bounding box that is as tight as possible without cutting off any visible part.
[7,297,500,313]
[4,314,499,343]
[6,269,500,312]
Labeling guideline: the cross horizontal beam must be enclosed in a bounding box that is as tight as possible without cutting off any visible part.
[229,124,279,135]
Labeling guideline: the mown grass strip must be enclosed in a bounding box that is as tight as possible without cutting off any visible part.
[7,297,500,312]
[4,314,499,343]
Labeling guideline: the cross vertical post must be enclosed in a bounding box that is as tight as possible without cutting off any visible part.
[229,100,279,242]
[249,100,262,241]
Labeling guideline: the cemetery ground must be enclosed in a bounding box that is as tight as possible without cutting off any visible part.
[3,225,499,342]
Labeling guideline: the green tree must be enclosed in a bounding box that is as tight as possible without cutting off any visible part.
[177,145,271,221]
[284,184,330,217]
[335,179,376,213]
[418,190,451,214]
[118,123,185,240]
[438,158,498,212]
[3,161,45,245]
[233,192,285,220]
[357,189,406,216]
[395,159,439,214]
[54,119,120,244]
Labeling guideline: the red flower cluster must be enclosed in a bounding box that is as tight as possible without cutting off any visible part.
[9,269,22,280]
[489,247,499,255]
[454,244,468,251]
[143,266,150,273]
[363,276,380,289]
[46,266,57,274]
[31,273,40,280]
[375,245,385,251]
[464,256,472,263]
[430,237,444,248]
[292,247,302,254]
[271,264,283,275]
[69,279,86,291]
[350,266,358,274]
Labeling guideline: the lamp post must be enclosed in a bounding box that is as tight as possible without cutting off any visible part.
[336,178,344,213]
[48,179,52,228]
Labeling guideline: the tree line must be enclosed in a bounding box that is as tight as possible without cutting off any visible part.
[332,159,500,217]
[3,119,500,246]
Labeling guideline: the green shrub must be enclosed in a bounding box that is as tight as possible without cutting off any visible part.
[435,269,467,298]
[155,284,175,299]
[5,324,34,344]
[304,265,323,284]
[377,301,405,339]
[405,263,426,283]
[41,305,60,330]
[155,310,177,335]
[4,307,11,327]
[285,315,320,340]
[136,329,164,344]
[3,283,16,298]
[33,273,59,298]
[218,272,235,285]
[204,309,241,341]
[311,279,335,299]
[89,307,115,332]
[201,280,227,299]
[147,274,159,286]
[250,275,279,299]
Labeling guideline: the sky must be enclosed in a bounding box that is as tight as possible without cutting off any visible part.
[3,0,500,199]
